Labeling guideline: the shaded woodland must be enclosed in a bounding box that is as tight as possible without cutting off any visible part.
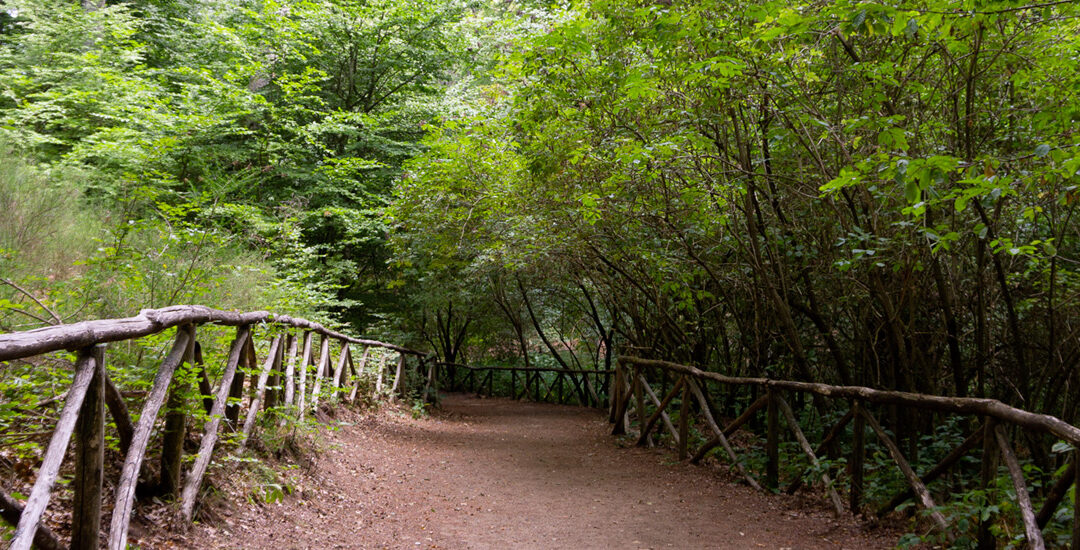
[2,0,1080,546]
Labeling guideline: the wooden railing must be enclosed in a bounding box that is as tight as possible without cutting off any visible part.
[433,362,613,408]
[614,355,1080,549]
[0,305,425,550]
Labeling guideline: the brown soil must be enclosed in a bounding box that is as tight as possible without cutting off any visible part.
[191,394,901,549]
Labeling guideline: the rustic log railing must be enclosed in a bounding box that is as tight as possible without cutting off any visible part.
[614,355,1080,549]
[0,305,425,550]
[432,362,613,408]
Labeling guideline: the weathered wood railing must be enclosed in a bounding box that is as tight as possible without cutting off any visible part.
[432,362,613,408]
[0,305,425,550]
[614,355,1080,549]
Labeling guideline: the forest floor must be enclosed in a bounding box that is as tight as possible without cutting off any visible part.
[189,394,903,549]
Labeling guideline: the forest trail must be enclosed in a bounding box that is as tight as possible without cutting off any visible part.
[192,395,897,549]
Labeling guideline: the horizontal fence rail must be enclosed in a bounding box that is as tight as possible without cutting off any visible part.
[0,305,427,550]
[432,361,614,408]
[0,305,425,362]
[615,355,1080,550]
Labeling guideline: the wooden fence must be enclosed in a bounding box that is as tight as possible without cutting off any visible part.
[432,362,613,408]
[0,305,425,550]
[614,355,1080,549]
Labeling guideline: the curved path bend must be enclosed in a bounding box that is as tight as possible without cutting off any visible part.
[193,394,896,549]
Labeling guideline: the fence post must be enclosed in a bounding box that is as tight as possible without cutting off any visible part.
[283,333,298,406]
[108,328,192,550]
[297,331,313,416]
[766,386,779,491]
[225,333,248,429]
[850,401,865,515]
[72,344,106,550]
[634,367,645,431]
[1074,447,1079,550]
[678,379,690,460]
[609,361,622,423]
[161,323,195,498]
[390,353,406,400]
[266,334,286,409]
[978,417,998,550]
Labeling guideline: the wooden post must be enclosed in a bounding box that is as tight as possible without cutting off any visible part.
[71,344,106,550]
[678,379,690,460]
[785,412,857,497]
[331,342,349,400]
[512,369,518,400]
[194,342,213,415]
[487,368,494,397]
[634,367,646,432]
[995,424,1046,550]
[310,335,330,408]
[636,374,682,446]
[265,334,285,410]
[766,386,779,491]
[390,353,405,400]
[375,353,386,394]
[108,328,192,550]
[556,372,564,404]
[241,336,282,446]
[611,361,630,436]
[349,348,369,403]
[877,426,984,518]
[859,406,950,534]
[296,331,313,416]
[850,402,865,515]
[161,323,195,498]
[181,325,249,522]
[225,334,248,429]
[636,376,684,446]
[1036,459,1076,528]
[1074,447,1079,550]
[283,333,298,406]
[103,369,134,454]
[692,394,770,464]
[977,418,998,550]
[777,395,844,516]
[686,379,761,490]
[419,358,433,403]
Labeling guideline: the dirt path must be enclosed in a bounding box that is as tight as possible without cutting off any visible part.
[192,394,898,549]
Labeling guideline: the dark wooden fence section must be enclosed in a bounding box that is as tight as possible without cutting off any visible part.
[431,362,613,408]
[613,355,1080,549]
[0,305,425,550]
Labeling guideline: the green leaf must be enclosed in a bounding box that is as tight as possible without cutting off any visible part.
[904,180,920,203]
[1035,144,1051,157]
